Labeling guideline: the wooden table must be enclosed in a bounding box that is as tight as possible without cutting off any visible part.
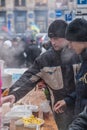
[10,113,58,130]
[2,89,58,130]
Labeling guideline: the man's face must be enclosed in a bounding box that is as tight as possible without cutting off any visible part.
[50,37,68,51]
[69,41,86,54]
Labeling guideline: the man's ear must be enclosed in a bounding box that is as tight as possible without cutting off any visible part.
[65,39,69,44]
[63,39,69,46]
[50,38,54,44]
[50,38,52,42]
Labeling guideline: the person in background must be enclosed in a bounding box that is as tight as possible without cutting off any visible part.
[21,37,44,67]
[0,39,13,67]
[54,18,87,127]
[3,39,12,48]
[42,40,52,50]
[25,40,42,66]
[2,20,80,130]
[11,37,26,68]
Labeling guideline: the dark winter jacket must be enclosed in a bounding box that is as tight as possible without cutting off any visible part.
[25,43,41,66]
[65,49,87,115]
[69,105,87,130]
[9,47,79,107]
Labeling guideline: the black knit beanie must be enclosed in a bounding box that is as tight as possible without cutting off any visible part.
[48,19,67,38]
[65,18,87,42]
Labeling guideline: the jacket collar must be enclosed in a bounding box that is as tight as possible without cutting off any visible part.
[79,49,87,62]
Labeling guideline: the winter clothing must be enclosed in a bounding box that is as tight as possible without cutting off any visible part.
[25,43,41,66]
[65,18,87,118]
[65,18,87,42]
[9,19,80,130]
[64,50,87,116]
[48,20,67,38]
[69,105,87,130]
[9,47,80,130]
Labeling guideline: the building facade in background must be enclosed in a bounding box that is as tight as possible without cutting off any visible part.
[0,0,87,33]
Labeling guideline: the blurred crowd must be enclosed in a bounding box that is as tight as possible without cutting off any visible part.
[1,18,87,130]
[0,33,51,68]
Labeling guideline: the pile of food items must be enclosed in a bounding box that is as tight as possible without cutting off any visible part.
[15,115,44,130]
[22,115,44,125]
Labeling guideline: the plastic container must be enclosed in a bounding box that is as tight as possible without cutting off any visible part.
[24,124,37,130]
[5,105,32,119]
[27,105,39,118]
[32,106,39,118]
[40,100,50,120]
[15,119,24,130]
[2,74,12,89]
[0,60,4,75]
[2,116,11,127]
[1,126,9,130]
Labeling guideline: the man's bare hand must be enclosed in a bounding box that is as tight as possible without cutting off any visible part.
[53,100,66,113]
[1,95,15,106]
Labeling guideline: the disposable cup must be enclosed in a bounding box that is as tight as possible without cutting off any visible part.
[0,60,4,75]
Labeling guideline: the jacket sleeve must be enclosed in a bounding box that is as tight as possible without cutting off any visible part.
[9,57,42,102]
[69,106,87,130]
[64,91,76,106]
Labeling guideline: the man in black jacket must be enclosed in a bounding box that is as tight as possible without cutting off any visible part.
[54,18,87,129]
[2,20,79,130]
[69,105,87,130]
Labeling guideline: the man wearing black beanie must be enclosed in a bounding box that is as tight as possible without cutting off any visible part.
[54,18,87,130]
[66,18,87,116]
[67,18,87,130]
[2,19,80,130]
[66,18,87,42]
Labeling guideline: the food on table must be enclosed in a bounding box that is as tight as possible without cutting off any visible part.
[2,88,9,96]
[22,115,44,126]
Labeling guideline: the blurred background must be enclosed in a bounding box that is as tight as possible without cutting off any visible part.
[0,0,87,35]
[0,0,87,68]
